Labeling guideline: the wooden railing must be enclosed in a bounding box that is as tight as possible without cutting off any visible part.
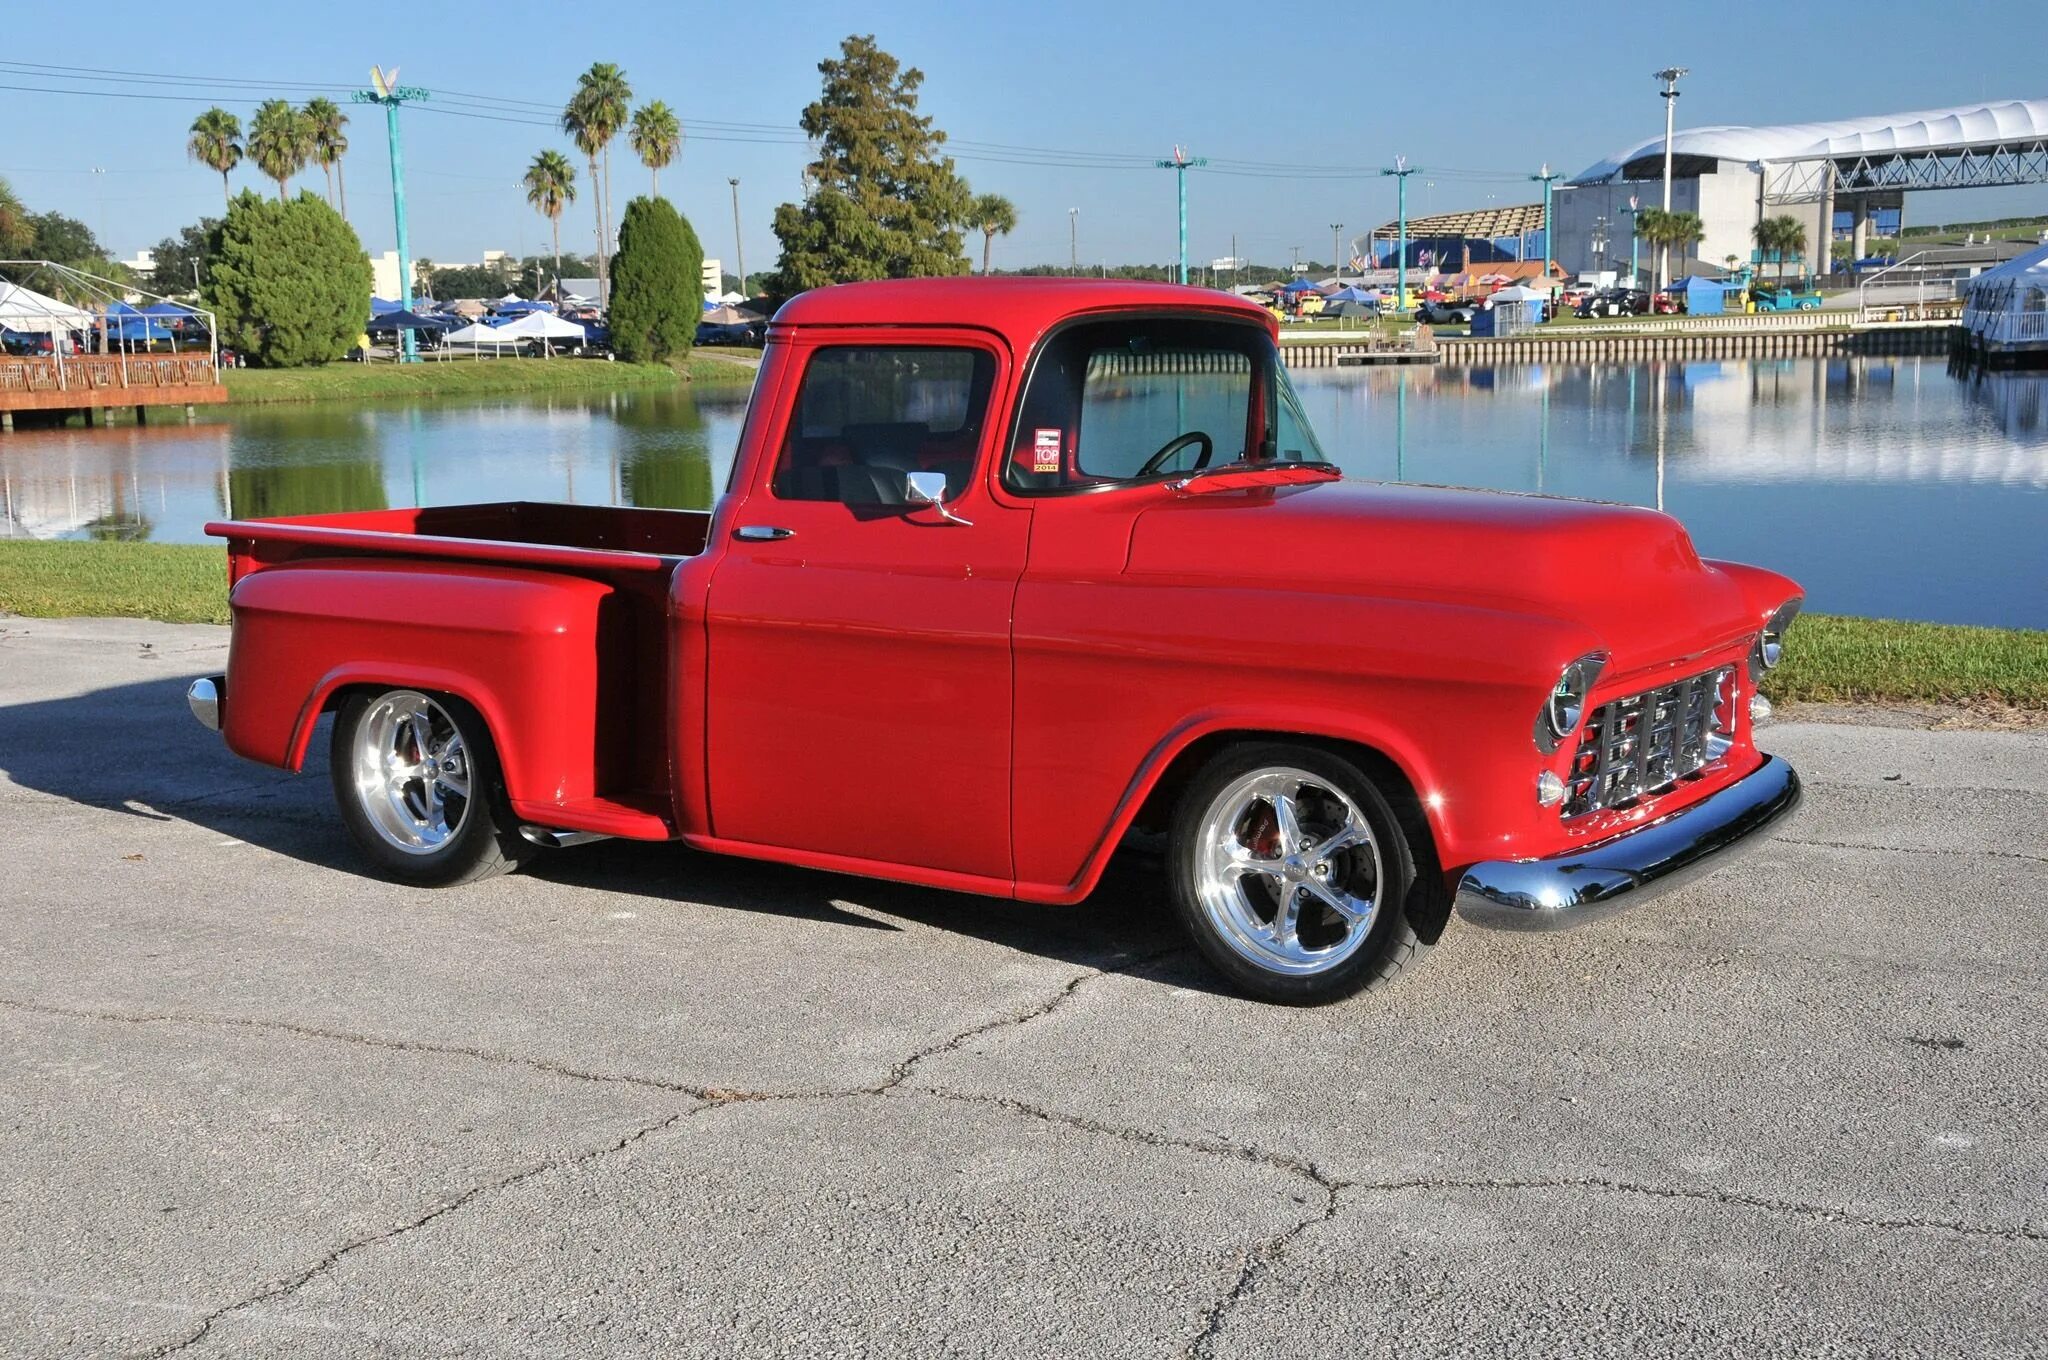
[0,354,220,393]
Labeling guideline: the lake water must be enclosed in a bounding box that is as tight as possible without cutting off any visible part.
[2,355,2043,629]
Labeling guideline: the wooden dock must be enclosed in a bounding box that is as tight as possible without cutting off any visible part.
[0,354,228,428]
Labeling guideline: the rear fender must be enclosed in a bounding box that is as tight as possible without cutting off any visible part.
[220,562,614,809]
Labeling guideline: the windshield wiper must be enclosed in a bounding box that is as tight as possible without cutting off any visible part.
[1167,461,1342,494]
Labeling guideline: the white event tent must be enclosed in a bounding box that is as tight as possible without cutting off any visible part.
[1960,242,2048,360]
[0,280,95,333]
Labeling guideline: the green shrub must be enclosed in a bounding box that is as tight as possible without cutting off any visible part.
[204,190,372,368]
[608,196,702,365]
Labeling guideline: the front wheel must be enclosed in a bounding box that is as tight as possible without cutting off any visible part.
[1168,743,1442,1004]
[330,688,533,886]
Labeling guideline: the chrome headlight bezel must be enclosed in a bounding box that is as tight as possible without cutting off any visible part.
[1749,597,1803,682]
[1534,651,1609,754]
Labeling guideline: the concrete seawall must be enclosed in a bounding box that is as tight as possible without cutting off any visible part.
[1281,324,1953,368]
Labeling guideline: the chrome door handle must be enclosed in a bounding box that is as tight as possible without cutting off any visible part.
[735,525,795,541]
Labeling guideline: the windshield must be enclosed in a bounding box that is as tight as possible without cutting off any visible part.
[1004,317,1330,492]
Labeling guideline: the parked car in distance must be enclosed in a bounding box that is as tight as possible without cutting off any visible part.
[190,278,1804,1004]
[1751,284,1824,312]
[1415,298,1473,324]
[1576,288,1649,318]
[695,319,766,347]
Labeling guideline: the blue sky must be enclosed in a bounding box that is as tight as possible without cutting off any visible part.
[3,0,2043,273]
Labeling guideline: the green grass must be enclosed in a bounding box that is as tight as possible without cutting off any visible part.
[221,354,758,405]
[5,541,2044,711]
[1763,614,2048,709]
[0,540,230,624]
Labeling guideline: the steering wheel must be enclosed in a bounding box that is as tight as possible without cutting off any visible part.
[1138,431,1214,477]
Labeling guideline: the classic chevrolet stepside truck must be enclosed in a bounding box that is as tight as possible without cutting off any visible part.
[189,279,1803,1003]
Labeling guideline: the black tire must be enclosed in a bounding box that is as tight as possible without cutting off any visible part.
[329,688,533,887]
[1167,742,1447,1005]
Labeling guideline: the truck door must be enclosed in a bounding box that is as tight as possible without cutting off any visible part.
[702,332,1026,882]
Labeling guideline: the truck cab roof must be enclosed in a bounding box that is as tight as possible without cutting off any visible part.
[770,277,1279,349]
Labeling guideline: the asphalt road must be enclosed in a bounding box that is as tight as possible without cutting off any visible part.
[2,616,2043,1359]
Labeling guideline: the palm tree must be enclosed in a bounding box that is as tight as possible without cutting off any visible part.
[1752,214,1807,283]
[304,98,350,217]
[523,150,578,298]
[969,193,1017,275]
[561,63,632,305]
[629,101,681,197]
[248,99,313,200]
[187,108,243,208]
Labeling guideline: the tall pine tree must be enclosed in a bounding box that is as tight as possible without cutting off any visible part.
[770,35,972,293]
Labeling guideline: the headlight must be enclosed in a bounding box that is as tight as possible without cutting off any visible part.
[1535,651,1608,753]
[1749,597,1802,681]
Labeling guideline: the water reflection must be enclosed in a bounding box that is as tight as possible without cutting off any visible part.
[1290,358,2048,627]
[1,362,2041,628]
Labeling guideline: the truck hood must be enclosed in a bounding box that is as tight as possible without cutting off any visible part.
[1124,481,1764,672]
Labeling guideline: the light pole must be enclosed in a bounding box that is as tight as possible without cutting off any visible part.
[1155,146,1207,284]
[1625,194,1641,287]
[1530,163,1562,285]
[1068,207,1078,274]
[1329,223,1344,282]
[1380,157,1418,314]
[354,66,428,363]
[1654,66,1687,290]
[728,178,745,298]
[1591,215,1609,281]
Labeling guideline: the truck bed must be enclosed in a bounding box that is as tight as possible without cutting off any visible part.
[206,502,710,841]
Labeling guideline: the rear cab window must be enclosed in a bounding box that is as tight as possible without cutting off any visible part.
[771,347,996,505]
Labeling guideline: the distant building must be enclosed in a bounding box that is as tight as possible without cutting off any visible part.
[1554,99,2048,282]
[120,249,157,279]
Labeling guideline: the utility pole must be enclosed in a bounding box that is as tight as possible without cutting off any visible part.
[1625,195,1641,287]
[1330,223,1344,282]
[1654,66,1687,291]
[1290,245,1301,274]
[1155,146,1207,284]
[1068,207,1078,274]
[728,178,745,298]
[1530,163,1562,286]
[1381,156,1418,314]
[354,66,428,362]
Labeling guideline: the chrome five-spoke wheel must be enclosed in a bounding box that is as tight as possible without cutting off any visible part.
[330,687,528,886]
[1194,766,1384,976]
[1169,742,1435,1003]
[350,690,473,853]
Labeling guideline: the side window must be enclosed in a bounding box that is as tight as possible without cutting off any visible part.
[771,346,995,505]
[1004,319,1272,492]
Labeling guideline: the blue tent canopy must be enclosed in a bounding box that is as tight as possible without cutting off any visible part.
[1278,278,1323,294]
[366,309,456,332]
[108,315,172,341]
[1325,286,1377,304]
[140,301,200,318]
[369,296,403,315]
[492,299,553,315]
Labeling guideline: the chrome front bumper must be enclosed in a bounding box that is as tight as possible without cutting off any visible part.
[1454,755,1801,930]
[187,674,224,732]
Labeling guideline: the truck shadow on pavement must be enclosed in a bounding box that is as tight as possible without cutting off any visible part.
[0,675,1214,992]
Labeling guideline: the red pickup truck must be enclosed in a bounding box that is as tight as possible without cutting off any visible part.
[189,279,1802,1003]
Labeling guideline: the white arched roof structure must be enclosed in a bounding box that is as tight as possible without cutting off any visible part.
[1571,98,2048,184]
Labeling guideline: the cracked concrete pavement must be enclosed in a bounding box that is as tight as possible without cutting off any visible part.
[1,616,2043,1358]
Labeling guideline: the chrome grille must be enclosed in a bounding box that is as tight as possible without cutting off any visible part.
[1562,666,1734,819]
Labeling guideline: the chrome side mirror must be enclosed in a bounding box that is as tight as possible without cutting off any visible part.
[904,470,973,526]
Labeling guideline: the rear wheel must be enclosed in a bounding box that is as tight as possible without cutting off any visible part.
[330,688,532,886]
[1168,743,1441,1004]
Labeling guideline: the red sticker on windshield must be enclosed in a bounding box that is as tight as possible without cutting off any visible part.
[1032,428,1062,473]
